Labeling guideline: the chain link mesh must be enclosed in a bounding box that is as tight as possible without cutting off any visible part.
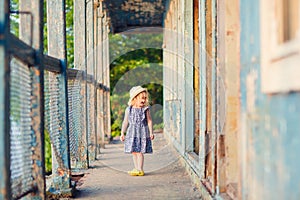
[10,58,34,199]
[68,79,83,163]
[87,83,96,160]
[44,71,63,163]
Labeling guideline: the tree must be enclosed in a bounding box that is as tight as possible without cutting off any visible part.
[109,33,164,137]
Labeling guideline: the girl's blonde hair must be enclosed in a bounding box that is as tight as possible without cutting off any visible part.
[129,91,150,106]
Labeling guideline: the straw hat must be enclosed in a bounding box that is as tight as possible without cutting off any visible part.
[128,86,147,105]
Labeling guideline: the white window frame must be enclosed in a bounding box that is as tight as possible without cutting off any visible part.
[260,0,300,93]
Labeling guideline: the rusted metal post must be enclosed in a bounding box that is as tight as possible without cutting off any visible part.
[87,0,94,76]
[94,0,99,158]
[95,0,101,154]
[98,5,105,149]
[74,0,88,169]
[102,11,108,142]
[19,0,46,198]
[0,1,12,199]
[87,0,96,163]
[105,22,111,143]
[46,0,73,196]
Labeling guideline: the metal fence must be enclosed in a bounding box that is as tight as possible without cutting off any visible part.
[10,57,35,199]
[0,0,110,199]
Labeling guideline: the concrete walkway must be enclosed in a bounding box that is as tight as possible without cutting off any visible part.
[73,133,202,200]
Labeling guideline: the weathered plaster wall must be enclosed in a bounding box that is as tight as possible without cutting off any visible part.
[240,0,300,199]
[217,0,240,197]
[164,0,300,199]
[163,0,204,177]
[163,0,194,156]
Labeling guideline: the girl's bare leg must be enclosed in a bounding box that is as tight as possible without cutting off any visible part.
[137,153,144,171]
[132,152,138,169]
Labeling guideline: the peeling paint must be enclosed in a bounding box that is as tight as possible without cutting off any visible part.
[246,70,258,113]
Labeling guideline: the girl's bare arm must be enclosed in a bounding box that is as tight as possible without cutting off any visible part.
[146,109,154,140]
[120,108,129,141]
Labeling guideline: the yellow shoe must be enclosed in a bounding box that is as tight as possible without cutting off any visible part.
[137,170,144,176]
[128,168,139,176]
[128,169,144,176]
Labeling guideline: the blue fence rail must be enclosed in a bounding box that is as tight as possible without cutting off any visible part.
[1,0,110,199]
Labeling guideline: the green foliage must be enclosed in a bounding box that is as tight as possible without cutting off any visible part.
[110,91,130,137]
[44,129,52,174]
[10,0,19,36]
[109,33,163,63]
[109,33,164,137]
[43,0,48,54]
[43,0,74,68]
[66,0,74,68]
[153,123,164,130]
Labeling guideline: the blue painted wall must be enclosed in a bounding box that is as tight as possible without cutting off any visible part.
[240,0,300,199]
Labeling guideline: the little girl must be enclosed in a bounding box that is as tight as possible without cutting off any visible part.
[120,86,155,176]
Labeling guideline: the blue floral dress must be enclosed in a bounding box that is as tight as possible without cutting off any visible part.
[124,106,153,153]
